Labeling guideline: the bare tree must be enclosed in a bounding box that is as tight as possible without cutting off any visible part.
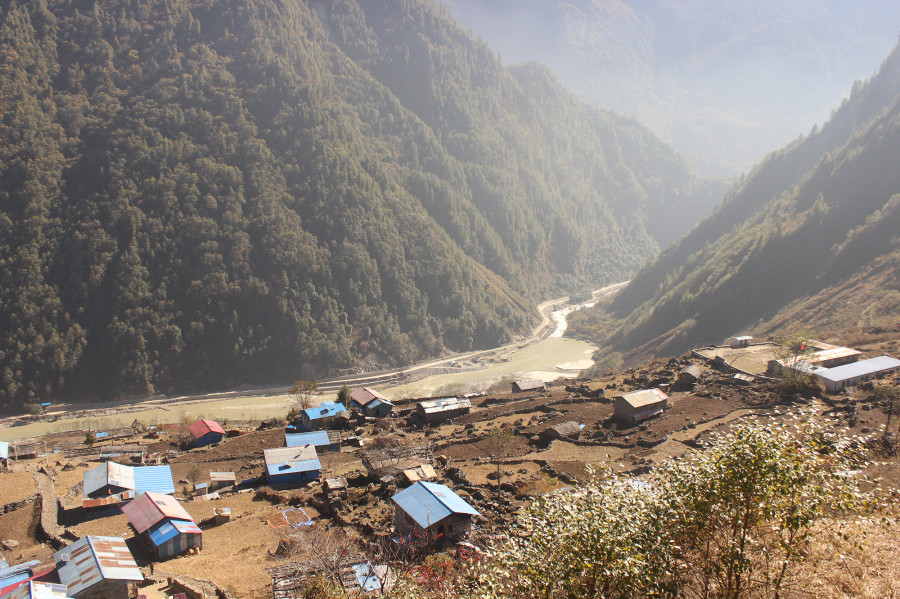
[290,380,318,410]
[477,427,515,488]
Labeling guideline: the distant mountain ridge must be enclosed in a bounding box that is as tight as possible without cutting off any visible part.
[440,0,900,176]
[570,42,900,360]
[0,0,718,408]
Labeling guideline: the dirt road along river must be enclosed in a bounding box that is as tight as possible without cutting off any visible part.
[0,283,625,442]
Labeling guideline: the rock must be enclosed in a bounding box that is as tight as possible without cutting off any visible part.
[1,539,19,550]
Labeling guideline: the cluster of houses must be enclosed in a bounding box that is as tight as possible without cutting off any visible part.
[0,384,490,598]
[767,340,900,392]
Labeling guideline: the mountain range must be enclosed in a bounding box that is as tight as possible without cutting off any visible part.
[0,0,720,408]
[570,41,900,361]
[440,0,900,177]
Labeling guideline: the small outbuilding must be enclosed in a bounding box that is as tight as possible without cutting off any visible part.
[512,380,545,393]
[678,365,702,384]
[541,421,583,442]
[349,387,395,417]
[392,481,479,543]
[264,445,322,487]
[614,389,669,425]
[54,536,143,599]
[284,430,341,453]
[0,441,8,467]
[727,336,753,348]
[209,471,236,493]
[416,397,472,424]
[188,419,225,447]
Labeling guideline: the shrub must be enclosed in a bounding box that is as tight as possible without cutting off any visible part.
[471,411,873,599]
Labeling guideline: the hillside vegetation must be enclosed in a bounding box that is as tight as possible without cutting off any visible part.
[0,0,719,409]
[570,42,900,359]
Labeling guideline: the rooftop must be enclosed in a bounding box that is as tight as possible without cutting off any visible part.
[54,536,142,597]
[189,418,225,439]
[392,481,479,529]
[264,445,322,477]
[815,355,900,383]
[417,397,472,414]
[349,386,389,406]
[619,388,669,409]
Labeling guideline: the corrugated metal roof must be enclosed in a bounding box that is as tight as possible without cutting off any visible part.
[94,432,109,439]
[209,472,235,482]
[620,388,669,409]
[417,397,472,414]
[5,581,71,599]
[189,419,225,439]
[265,446,322,477]
[122,492,192,534]
[349,387,387,406]
[808,347,862,363]
[351,562,387,593]
[392,481,479,529]
[133,466,175,495]
[0,441,8,460]
[816,356,900,383]
[83,462,135,498]
[54,536,142,596]
[302,402,346,421]
[82,491,134,510]
[514,380,545,391]
[148,519,202,547]
[285,431,330,448]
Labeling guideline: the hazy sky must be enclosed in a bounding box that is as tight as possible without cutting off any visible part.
[440,0,900,177]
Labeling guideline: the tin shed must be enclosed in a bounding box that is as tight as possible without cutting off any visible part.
[614,389,669,425]
[54,536,142,599]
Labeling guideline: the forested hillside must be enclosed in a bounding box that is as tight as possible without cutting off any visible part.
[570,43,900,359]
[0,0,716,409]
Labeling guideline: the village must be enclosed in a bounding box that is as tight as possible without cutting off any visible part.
[1,335,899,599]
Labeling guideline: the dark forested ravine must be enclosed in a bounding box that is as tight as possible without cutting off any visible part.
[0,0,718,410]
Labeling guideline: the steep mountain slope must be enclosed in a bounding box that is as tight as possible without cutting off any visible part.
[572,44,900,358]
[0,0,714,408]
[440,0,900,176]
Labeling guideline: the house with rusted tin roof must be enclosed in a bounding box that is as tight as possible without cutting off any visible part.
[54,536,142,599]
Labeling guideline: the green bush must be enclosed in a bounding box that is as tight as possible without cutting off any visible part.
[471,411,873,599]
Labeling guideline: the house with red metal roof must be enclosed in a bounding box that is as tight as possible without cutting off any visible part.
[349,387,394,417]
[121,492,202,560]
[188,419,225,447]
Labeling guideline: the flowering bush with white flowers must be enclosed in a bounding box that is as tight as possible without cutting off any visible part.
[468,411,874,599]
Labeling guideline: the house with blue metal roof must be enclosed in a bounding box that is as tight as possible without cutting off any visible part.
[83,463,175,500]
[391,481,479,543]
[292,402,348,431]
[264,445,322,486]
[0,561,42,596]
[284,431,341,453]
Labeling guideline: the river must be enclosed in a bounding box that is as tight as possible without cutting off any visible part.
[0,293,610,442]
